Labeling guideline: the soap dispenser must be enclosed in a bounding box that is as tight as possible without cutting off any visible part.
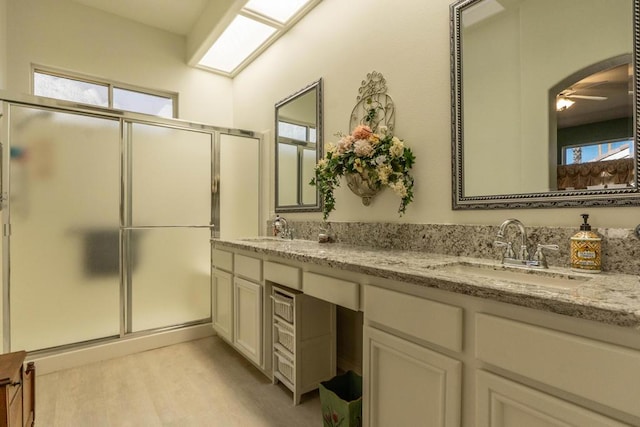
[570,214,601,273]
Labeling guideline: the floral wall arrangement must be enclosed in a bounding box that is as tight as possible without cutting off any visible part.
[310,71,416,220]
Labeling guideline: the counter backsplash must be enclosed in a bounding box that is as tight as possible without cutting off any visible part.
[265,220,640,276]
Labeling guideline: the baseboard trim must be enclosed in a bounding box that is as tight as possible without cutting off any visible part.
[337,355,362,375]
[29,324,215,375]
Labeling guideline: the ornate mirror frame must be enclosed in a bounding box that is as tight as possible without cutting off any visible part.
[450,0,639,209]
[274,78,323,213]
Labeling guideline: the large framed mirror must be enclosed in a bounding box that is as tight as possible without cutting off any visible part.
[451,0,639,209]
[275,79,323,212]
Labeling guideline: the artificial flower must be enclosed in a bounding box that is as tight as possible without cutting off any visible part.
[310,121,415,220]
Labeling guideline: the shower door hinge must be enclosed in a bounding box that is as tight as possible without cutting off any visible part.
[3,224,10,237]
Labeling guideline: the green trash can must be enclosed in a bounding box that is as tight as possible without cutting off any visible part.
[319,371,362,427]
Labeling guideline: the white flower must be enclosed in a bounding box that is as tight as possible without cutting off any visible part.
[317,158,328,169]
[377,164,393,184]
[325,142,336,154]
[354,139,374,157]
[390,137,404,157]
[390,180,407,197]
[378,125,389,136]
[375,155,388,165]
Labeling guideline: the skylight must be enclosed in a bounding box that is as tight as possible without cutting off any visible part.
[244,0,310,24]
[198,15,276,74]
[196,0,320,76]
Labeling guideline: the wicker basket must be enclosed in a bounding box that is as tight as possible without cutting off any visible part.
[274,321,294,353]
[273,293,294,323]
[275,351,294,384]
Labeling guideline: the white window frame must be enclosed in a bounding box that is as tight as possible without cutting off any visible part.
[31,65,179,118]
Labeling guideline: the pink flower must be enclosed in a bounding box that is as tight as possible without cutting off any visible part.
[336,135,354,154]
[352,125,372,140]
[354,139,374,157]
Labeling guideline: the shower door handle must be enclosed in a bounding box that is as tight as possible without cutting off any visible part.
[121,225,216,230]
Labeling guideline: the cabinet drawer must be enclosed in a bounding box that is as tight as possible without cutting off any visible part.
[365,285,463,352]
[212,248,233,272]
[477,370,627,427]
[235,254,262,282]
[302,272,359,311]
[476,313,640,418]
[265,261,301,290]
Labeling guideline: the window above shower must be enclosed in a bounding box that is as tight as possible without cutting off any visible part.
[32,66,178,118]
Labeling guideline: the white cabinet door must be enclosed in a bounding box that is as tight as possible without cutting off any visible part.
[363,326,461,427]
[476,370,628,427]
[212,269,233,342]
[233,277,263,366]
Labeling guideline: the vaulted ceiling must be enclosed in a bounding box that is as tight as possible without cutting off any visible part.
[70,0,246,71]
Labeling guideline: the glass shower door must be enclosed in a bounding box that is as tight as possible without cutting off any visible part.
[126,122,212,332]
[7,105,121,351]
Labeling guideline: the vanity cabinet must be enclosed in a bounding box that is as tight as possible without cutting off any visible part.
[232,254,264,367]
[475,313,640,424]
[213,241,640,426]
[212,249,234,343]
[364,326,461,426]
[212,248,265,369]
[476,370,627,427]
[234,277,263,366]
[363,285,462,427]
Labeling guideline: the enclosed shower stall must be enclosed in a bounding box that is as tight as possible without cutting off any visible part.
[0,95,261,354]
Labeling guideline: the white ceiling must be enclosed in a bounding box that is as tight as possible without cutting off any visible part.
[71,0,212,35]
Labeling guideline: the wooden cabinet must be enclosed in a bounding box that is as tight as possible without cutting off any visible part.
[363,326,461,426]
[476,370,627,427]
[214,243,640,426]
[212,269,233,342]
[212,247,267,370]
[212,249,234,343]
[234,277,263,366]
[475,313,640,422]
[0,351,34,427]
[363,286,462,426]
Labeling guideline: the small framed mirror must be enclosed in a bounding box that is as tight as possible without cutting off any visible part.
[275,79,323,212]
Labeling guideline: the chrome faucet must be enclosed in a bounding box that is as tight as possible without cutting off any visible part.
[494,218,558,268]
[497,218,529,261]
[273,215,293,239]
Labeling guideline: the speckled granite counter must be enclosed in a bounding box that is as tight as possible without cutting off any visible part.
[213,237,640,329]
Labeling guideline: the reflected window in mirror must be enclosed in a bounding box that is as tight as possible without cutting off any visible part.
[275,79,323,212]
[451,0,639,209]
[552,56,634,190]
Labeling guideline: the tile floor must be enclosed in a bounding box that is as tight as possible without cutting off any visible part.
[36,336,321,426]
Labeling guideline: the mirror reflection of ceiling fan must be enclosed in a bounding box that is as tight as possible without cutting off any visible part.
[556,81,608,111]
[560,81,608,101]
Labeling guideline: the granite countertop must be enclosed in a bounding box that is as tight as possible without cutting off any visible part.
[213,237,640,329]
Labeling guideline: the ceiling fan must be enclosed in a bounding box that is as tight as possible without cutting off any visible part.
[558,82,608,101]
[559,91,608,101]
[556,82,608,111]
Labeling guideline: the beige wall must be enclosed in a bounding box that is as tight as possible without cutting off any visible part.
[5,0,234,126]
[233,0,640,230]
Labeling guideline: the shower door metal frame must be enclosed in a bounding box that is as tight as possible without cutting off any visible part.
[0,91,261,354]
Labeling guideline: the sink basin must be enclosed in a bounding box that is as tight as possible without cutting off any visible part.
[437,262,591,290]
